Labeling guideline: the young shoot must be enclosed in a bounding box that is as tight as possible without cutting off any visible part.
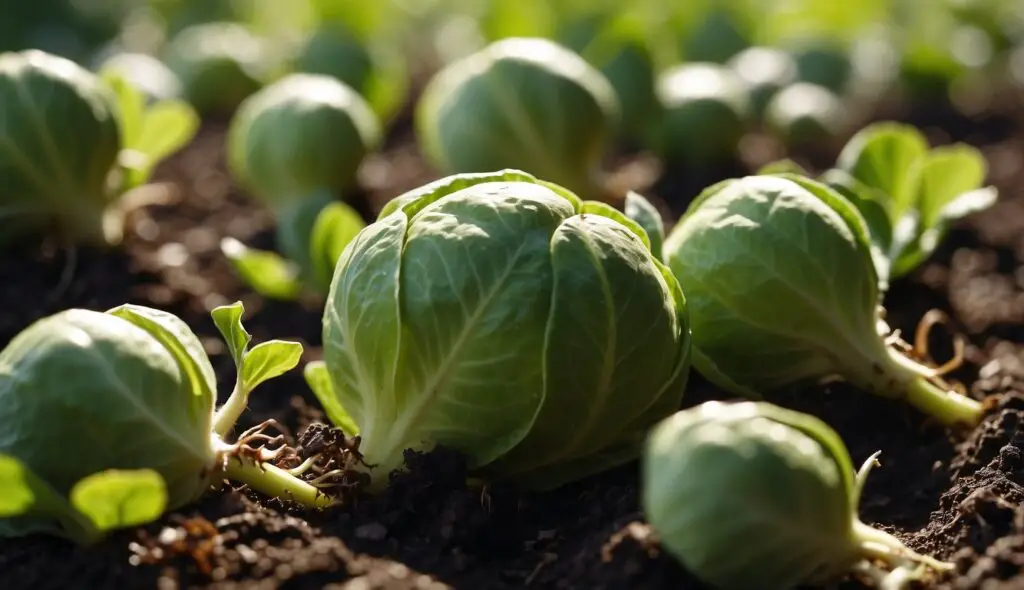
[0,301,334,545]
[305,169,690,492]
[0,50,198,248]
[642,401,954,590]
[662,174,985,427]
[223,73,380,300]
[822,121,998,285]
[650,63,752,166]
[415,37,621,202]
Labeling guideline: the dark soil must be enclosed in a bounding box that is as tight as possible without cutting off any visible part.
[1,90,1023,590]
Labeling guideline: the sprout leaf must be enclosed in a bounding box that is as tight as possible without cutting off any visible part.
[69,469,168,532]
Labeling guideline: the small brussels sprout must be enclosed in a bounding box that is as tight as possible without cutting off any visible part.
[224,73,379,300]
[651,63,751,166]
[292,25,409,123]
[642,401,954,590]
[764,82,849,147]
[415,37,620,201]
[727,46,799,117]
[97,52,183,102]
[0,50,197,247]
[305,170,690,490]
[164,22,269,116]
[557,13,658,140]
[227,73,381,208]
[662,174,984,427]
[792,42,853,94]
[0,302,332,545]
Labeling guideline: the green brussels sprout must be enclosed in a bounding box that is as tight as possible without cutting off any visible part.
[97,52,183,102]
[642,401,954,590]
[0,49,121,245]
[223,73,379,300]
[292,25,409,123]
[727,46,799,117]
[662,174,984,427]
[764,82,848,147]
[557,12,658,140]
[792,43,853,94]
[415,37,620,201]
[304,170,691,490]
[164,22,269,116]
[227,73,381,209]
[651,63,751,166]
[0,302,332,545]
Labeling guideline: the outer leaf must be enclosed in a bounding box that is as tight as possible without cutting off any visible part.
[221,237,304,301]
[212,301,252,368]
[377,169,547,219]
[303,361,359,435]
[834,122,929,217]
[308,201,366,293]
[241,340,304,393]
[106,304,218,428]
[757,158,808,176]
[495,213,685,478]
[69,469,167,532]
[580,200,652,251]
[623,191,665,257]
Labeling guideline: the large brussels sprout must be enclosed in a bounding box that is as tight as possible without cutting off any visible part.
[651,63,752,166]
[304,170,690,490]
[0,302,329,545]
[164,22,269,115]
[662,174,984,427]
[0,49,120,245]
[642,401,954,590]
[415,37,620,201]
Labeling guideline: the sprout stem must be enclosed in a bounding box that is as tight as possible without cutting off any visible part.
[855,346,984,428]
[222,453,337,510]
[213,381,247,436]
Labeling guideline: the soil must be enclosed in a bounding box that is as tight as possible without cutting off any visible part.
[1,88,1023,590]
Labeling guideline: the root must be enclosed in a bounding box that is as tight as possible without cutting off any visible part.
[912,309,965,377]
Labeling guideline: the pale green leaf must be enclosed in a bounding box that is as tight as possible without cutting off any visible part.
[914,144,990,226]
[580,200,652,251]
[126,100,200,187]
[241,340,304,392]
[211,301,251,368]
[303,361,359,435]
[69,469,168,531]
[0,454,43,515]
[309,202,366,293]
[100,69,144,149]
[835,122,929,217]
[221,237,304,301]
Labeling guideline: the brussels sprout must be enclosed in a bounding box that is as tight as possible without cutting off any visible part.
[679,8,751,64]
[764,82,848,147]
[292,25,409,123]
[0,49,197,247]
[97,52,183,102]
[0,302,334,545]
[662,174,984,427]
[642,401,954,590]
[651,63,751,166]
[164,22,269,116]
[727,46,799,117]
[823,122,997,283]
[304,170,690,490]
[557,13,658,140]
[223,73,380,300]
[792,42,853,94]
[415,37,620,201]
